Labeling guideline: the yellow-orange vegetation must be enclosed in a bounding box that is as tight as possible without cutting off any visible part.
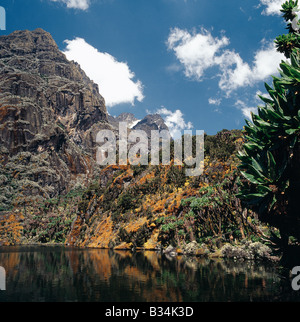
[82,215,118,248]
[125,216,148,233]
[65,216,83,246]
[0,213,24,246]
[0,147,241,250]
[136,170,155,185]
[143,228,159,250]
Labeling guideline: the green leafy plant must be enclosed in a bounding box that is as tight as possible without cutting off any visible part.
[238,0,300,247]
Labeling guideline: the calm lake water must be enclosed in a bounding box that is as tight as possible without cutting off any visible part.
[0,246,299,302]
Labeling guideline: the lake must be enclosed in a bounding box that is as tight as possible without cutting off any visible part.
[0,246,299,302]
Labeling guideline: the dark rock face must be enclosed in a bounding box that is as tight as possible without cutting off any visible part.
[107,112,170,155]
[133,114,169,138]
[0,29,110,210]
[108,112,139,130]
[108,112,169,137]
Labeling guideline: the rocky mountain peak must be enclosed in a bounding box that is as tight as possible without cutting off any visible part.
[0,28,59,55]
[116,112,137,122]
[0,29,110,210]
[108,112,169,136]
[108,112,139,129]
[133,114,169,137]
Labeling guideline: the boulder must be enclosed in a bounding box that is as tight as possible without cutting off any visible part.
[220,241,272,260]
[183,241,199,256]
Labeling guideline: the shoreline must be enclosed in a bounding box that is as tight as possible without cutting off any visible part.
[1,239,281,263]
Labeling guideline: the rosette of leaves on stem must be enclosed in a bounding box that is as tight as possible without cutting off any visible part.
[237,0,300,246]
[275,0,300,57]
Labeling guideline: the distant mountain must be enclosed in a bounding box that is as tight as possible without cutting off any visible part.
[108,112,169,138]
[133,114,169,138]
[108,112,140,129]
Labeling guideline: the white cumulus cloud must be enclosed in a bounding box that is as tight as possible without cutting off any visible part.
[167,27,229,80]
[156,107,193,139]
[63,37,144,108]
[259,0,284,15]
[50,0,90,10]
[218,42,284,94]
[167,27,285,96]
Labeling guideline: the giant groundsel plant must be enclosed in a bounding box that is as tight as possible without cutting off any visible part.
[237,0,300,246]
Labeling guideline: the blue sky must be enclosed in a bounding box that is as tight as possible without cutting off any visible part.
[0,0,289,135]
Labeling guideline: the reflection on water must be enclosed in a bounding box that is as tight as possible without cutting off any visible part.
[0,246,298,302]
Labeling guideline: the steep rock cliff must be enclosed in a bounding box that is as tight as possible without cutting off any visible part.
[0,28,110,210]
